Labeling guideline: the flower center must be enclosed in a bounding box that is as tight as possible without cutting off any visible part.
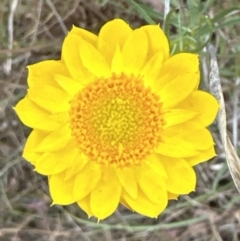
[69,74,164,167]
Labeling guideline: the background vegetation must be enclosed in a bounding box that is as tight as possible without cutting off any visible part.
[1,0,240,240]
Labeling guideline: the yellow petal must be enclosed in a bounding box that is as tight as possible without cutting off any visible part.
[35,124,71,152]
[141,51,165,89]
[98,19,132,65]
[155,135,199,158]
[160,72,199,108]
[78,36,111,78]
[73,161,102,200]
[71,25,97,47]
[111,45,123,74]
[115,166,138,199]
[49,172,76,205]
[159,53,199,88]
[141,24,169,61]
[77,195,93,218]
[122,28,148,74]
[47,112,69,128]
[122,188,168,218]
[35,141,80,175]
[14,96,67,131]
[186,145,216,166]
[161,156,196,194]
[61,32,94,82]
[35,152,65,175]
[27,60,69,88]
[163,109,197,127]
[157,122,214,157]
[90,167,122,220]
[23,130,47,164]
[28,84,71,113]
[64,153,89,181]
[185,127,214,151]
[54,74,84,96]
[168,122,214,150]
[177,90,219,127]
[120,197,133,211]
[145,153,168,178]
[138,162,167,204]
[168,192,178,200]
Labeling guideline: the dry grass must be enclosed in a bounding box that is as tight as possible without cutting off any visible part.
[1,0,240,240]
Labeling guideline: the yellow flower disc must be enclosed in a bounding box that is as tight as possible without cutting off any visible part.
[70,74,164,167]
[15,18,219,220]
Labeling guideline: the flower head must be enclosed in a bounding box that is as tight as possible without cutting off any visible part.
[15,19,219,220]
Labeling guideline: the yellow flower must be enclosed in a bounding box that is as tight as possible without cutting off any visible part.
[15,19,219,220]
